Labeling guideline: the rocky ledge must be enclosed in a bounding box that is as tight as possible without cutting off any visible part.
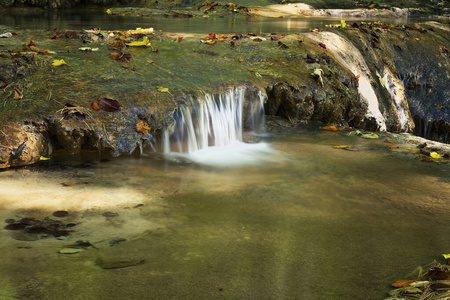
[0,21,449,168]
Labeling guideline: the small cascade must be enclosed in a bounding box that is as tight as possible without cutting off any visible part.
[163,87,272,166]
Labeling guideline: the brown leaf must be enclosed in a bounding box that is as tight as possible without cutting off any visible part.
[91,98,121,112]
[388,145,399,149]
[238,57,244,62]
[0,162,10,169]
[391,279,417,288]
[135,120,152,135]
[22,40,37,47]
[320,124,340,131]
[111,52,132,62]
[14,88,24,100]
[209,32,216,39]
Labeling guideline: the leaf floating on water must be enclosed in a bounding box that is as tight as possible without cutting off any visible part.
[388,145,399,149]
[14,88,24,100]
[320,124,340,131]
[52,59,67,66]
[157,86,169,93]
[430,152,443,159]
[135,120,152,135]
[59,248,84,254]
[91,98,121,112]
[360,132,379,139]
[125,36,151,47]
[39,156,51,160]
[386,139,394,143]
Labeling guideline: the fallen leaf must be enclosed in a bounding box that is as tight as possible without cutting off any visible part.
[52,59,67,66]
[386,139,394,143]
[91,98,121,112]
[147,60,154,64]
[360,132,379,139]
[125,36,151,47]
[238,57,243,62]
[157,86,169,93]
[111,52,132,61]
[388,145,399,149]
[391,279,417,288]
[0,81,8,89]
[208,40,216,45]
[135,120,152,135]
[22,40,36,46]
[39,156,51,160]
[430,152,443,159]
[153,47,158,53]
[209,32,216,39]
[14,88,24,100]
[318,43,327,49]
[177,36,183,42]
[333,145,352,149]
[320,124,339,131]
[59,249,84,254]
[0,162,10,169]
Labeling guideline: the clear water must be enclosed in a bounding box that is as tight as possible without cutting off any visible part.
[0,130,449,299]
[1,8,432,33]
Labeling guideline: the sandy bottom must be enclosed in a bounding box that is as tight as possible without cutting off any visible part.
[0,130,449,299]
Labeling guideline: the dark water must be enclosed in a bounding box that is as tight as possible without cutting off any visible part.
[0,8,435,33]
[0,131,448,299]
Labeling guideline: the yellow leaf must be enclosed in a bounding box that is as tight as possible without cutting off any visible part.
[126,36,151,47]
[52,59,67,66]
[147,60,154,64]
[40,156,51,161]
[340,19,347,28]
[333,145,351,149]
[430,152,443,159]
[443,254,450,259]
[157,86,169,93]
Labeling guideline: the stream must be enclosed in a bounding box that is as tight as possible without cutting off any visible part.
[0,130,449,299]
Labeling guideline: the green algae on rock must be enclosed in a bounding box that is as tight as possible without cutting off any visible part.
[0,22,449,167]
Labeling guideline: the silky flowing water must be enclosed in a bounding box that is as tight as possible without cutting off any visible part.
[0,130,449,299]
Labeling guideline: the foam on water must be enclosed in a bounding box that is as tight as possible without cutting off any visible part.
[168,142,276,167]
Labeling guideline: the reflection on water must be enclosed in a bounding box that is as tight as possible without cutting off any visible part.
[1,8,431,33]
[0,130,449,299]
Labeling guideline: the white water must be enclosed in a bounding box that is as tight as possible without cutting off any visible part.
[163,87,275,167]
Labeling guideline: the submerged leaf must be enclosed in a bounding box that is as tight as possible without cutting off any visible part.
[91,98,121,112]
[52,59,67,66]
[333,145,352,149]
[59,248,84,254]
[388,145,399,149]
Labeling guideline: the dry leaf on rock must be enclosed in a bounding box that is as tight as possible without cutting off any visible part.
[135,120,152,135]
[91,98,121,112]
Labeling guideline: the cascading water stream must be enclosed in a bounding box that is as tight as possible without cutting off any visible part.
[163,87,274,167]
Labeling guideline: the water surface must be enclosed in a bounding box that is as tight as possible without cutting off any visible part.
[0,130,448,299]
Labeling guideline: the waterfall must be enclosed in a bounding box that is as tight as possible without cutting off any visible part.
[163,87,273,166]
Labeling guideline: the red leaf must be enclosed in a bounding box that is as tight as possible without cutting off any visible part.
[318,43,327,49]
[91,98,121,112]
[209,32,216,40]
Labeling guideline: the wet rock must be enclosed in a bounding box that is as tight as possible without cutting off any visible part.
[102,212,119,218]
